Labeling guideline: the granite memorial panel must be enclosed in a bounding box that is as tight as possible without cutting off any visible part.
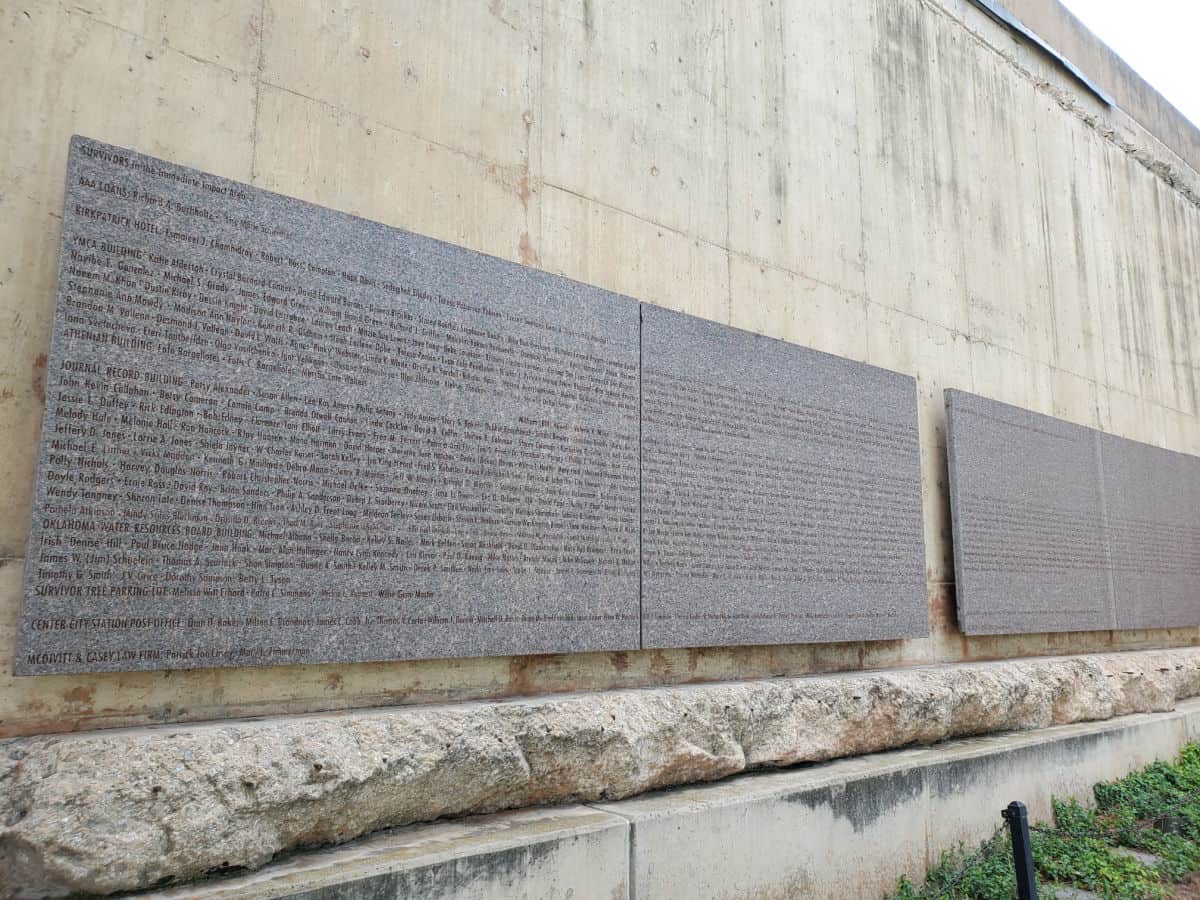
[1100,431,1200,630]
[945,389,1200,635]
[17,136,641,674]
[640,305,928,648]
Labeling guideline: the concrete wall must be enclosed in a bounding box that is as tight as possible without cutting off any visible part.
[2,0,1199,737]
[1002,0,1200,174]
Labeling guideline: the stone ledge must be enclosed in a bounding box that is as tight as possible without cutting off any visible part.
[3,647,1200,897]
[144,806,629,900]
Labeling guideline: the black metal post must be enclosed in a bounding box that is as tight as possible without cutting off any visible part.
[1002,801,1038,900]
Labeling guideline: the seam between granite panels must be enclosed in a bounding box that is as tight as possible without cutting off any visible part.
[637,303,644,650]
[1093,430,1119,628]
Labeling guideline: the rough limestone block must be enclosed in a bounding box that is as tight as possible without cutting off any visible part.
[5,648,1195,896]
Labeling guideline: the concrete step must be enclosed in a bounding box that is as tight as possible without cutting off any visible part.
[144,806,629,900]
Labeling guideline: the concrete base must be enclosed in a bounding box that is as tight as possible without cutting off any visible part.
[148,700,1200,899]
[148,807,630,900]
[598,701,1200,898]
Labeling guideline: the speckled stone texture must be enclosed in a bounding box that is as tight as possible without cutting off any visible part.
[5,648,1200,897]
[946,389,1200,635]
[19,136,640,674]
[641,304,926,648]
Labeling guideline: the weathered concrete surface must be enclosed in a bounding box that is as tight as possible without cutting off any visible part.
[2,0,1200,737]
[595,698,1200,899]
[1002,0,1200,174]
[143,806,629,900]
[3,648,1200,897]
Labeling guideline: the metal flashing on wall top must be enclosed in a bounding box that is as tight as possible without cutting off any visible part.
[968,0,1116,107]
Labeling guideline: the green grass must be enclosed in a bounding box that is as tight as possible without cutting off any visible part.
[888,743,1200,900]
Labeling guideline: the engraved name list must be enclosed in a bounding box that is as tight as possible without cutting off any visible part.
[18,136,641,674]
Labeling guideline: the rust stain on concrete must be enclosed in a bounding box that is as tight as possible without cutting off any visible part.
[648,651,674,679]
[506,655,537,697]
[518,230,539,265]
[483,163,532,212]
[31,352,48,402]
[60,685,96,713]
